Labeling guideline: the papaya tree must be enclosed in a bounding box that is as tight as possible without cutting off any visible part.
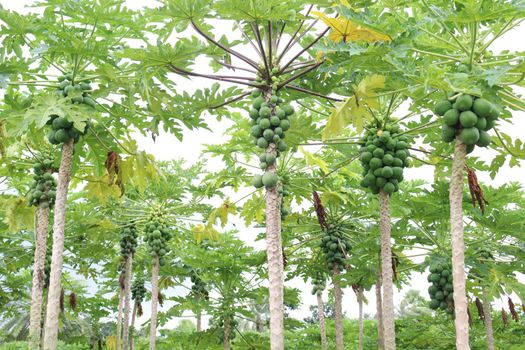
[381,1,525,347]
[137,2,352,348]
[0,2,205,347]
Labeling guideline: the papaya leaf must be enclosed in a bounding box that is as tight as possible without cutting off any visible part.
[208,198,237,228]
[312,11,391,44]
[192,224,220,243]
[0,197,34,232]
[299,147,329,174]
[322,74,385,139]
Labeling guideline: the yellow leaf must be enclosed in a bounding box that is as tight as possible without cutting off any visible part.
[106,336,116,350]
[84,175,122,203]
[322,75,385,139]
[192,224,220,243]
[312,11,391,44]
[0,197,34,232]
[299,147,329,174]
[208,198,237,228]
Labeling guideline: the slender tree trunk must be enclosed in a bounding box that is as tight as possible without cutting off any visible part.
[255,314,263,332]
[376,269,384,350]
[130,302,137,350]
[379,190,396,350]
[149,256,160,350]
[449,140,470,350]
[29,206,50,349]
[116,287,124,350]
[332,267,344,350]
[482,289,494,350]
[123,256,133,350]
[223,320,231,350]
[43,139,74,350]
[357,287,364,350]
[196,311,202,332]
[265,138,284,350]
[316,292,327,350]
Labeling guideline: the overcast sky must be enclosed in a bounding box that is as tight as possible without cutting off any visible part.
[1,0,524,332]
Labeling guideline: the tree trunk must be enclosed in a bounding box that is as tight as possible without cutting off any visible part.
[357,287,364,350]
[196,311,202,332]
[130,302,137,350]
[376,269,384,350]
[43,139,74,350]
[255,313,263,332]
[29,205,50,349]
[116,287,123,350]
[379,190,396,350]
[149,256,160,350]
[449,140,470,350]
[333,267,344,350]
[265,139,284,350]
[482,289,494,350]
[223,320,231,350]
[316,292,327,350]
[123,256,133,350]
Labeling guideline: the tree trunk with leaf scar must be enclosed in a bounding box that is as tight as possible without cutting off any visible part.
[316,291,327,350]
[482,289,494,350]
[123,255,133,350]
[333,267,344,350]
[449,139,470,350]
[149,256,160,350]
[376,267,384,350]
[43,139,74,350]
[29,205,50,349]
[379,190,395,350]
[264,89,284,350]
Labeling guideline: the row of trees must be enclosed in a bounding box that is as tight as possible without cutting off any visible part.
[0,1,524,350]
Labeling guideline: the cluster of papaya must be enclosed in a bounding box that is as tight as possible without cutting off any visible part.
[57,74,96,108]
[476,247,494,260]
[27,158,57,208]
[427,261,455,314]
[359,123,411,195]
[131,276,147,303]
[46,115,88,145]
[119,225,138,258]
[249,88,294,190]
[319,225,352,271]
[190,270,209,300]
[434,94,500,152]
[144,220,172,266]
[214,310,238,341]
[278,182,291,220]
[311,274,325,295]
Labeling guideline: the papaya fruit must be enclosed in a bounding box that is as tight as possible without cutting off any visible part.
[476,130,491,147]
[443,109,459,126]
[455,94,473,111]
[434,100,452,116]
[262,172,278,188]
[472,98,492,118]
[279,119,290,131]
[270,116,281,126]
[459,111,478,128]
[459,127,479,145]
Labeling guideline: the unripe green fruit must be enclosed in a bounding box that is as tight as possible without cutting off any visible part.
[262,172,278,188]
[443,109,460,126]
[459,111,478,128]
[434,100,452,116]
[259,118,271,130]
[459,127,480,145]
[472,98,492,118]
[455,94,473,111]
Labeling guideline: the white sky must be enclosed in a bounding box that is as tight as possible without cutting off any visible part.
[1,0,525,334]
